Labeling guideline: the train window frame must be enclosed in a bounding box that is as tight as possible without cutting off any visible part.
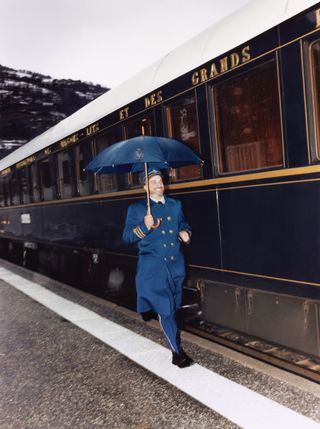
[208,53,285,176]
[10,170,20,205]
[94,129,119,193]
[38,157,55,201]
[2,174,11,207]
[306,36,320,162]
[122,112,156,189]
[162,89,203,183]
[0,177,5,207]
[56,147,75,199]
[18,166,31,205]
[28,162,40,203]
[74,139,94,196]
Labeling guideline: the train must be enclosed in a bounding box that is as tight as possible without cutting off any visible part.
[0,0,320,360]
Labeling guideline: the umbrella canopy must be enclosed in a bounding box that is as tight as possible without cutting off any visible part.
[87,135,203,228]
[87,135,202,174]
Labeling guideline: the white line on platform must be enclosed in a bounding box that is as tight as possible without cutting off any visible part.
[1,266,319,429]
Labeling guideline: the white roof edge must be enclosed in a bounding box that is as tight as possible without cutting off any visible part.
[0,0,318,171]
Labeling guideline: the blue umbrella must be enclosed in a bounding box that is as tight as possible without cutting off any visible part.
[87,135,203,227]
[87,135,202,174]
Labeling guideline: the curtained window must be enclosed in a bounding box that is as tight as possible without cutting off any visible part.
[165,92,201,181]
[57,149,73,199]
[95,131,118,192]
[18,166,30,204]
[10,171,20,205]
[29,163,40,202]
[212,58,283,173]
[75,141,92,196]
[3,175,11,206]
[311,40,320,158]
[39,158,54,201]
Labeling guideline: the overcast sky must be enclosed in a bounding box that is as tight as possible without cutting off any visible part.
[1,0,252,88]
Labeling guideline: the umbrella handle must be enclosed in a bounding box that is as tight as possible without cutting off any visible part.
[145,162,151,215]
[145,162,161,229]
[151,218,161,229]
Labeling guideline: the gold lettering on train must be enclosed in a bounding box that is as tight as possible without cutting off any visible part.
[316,9,320,28]
[60,133,79,148]
[191,71,199,85]
[0,168,11,176]
[16,155,37,169]
[241,46,251,62]
[209,63,219,78]
[144,90,163,108]
[191,45,251,86]
[200,68,208,83]
[230,53,240,68]
[86,122,100,136]
[119,107,129,120]
[219,56,228,73]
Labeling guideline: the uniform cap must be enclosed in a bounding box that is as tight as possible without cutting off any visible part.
[139,169,163,184]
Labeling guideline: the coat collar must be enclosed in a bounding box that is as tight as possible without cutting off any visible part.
[150,196,165,204]
[146,196,166,206]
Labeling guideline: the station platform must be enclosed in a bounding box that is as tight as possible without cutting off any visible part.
[1,259,320,429]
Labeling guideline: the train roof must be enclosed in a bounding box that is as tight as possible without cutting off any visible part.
[0,0,318,172]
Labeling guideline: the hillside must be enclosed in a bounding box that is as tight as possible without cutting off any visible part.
[0,64,109,159]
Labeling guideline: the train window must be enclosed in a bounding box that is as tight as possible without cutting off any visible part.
[212,58,283,174]
[74,141,92,196]
[10,171,20,205]
[95,132,118,192]
[123,115,155,187]
[39,158,54,201]
[29,163,40,203]
[57,149,73,199]
[0,178,5,207]
[165,92,201,181]
[18,167,30,204]
[310,40,320,157]
[124,115,154,138]
[3,175,11,206]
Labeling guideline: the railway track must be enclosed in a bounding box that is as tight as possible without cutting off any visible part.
[186,319,320,384]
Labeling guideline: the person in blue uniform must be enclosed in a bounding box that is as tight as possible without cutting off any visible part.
[123,169,193,368]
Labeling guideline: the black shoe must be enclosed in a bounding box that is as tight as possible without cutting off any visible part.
[172,349,194,368]
[141,310,156,322]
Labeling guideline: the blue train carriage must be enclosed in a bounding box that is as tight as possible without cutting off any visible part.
[0,0,319,359]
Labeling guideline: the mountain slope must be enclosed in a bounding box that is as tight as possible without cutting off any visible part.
[0,64,109,159]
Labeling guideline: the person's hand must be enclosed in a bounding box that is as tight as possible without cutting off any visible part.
[144,214,154,230]
[179,230,190,243]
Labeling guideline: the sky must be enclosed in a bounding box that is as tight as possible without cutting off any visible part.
[1,0,252,88]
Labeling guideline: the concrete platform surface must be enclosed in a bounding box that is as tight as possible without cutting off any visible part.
[1,259,320,429]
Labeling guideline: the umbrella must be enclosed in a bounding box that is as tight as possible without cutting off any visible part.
[87,135,203,227]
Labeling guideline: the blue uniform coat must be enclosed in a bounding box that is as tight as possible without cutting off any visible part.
[123,196,191,317]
